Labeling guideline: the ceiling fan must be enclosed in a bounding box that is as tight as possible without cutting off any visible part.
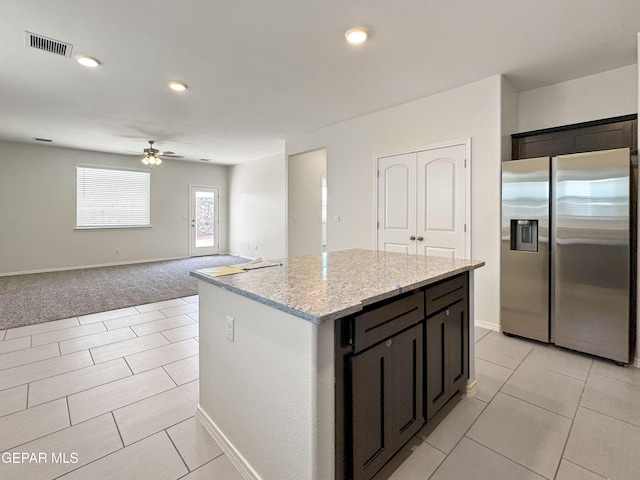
[128,140,183,166]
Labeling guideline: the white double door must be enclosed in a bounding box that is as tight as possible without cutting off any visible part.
[377,144,467,258]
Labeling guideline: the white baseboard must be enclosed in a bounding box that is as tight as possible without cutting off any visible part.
[0,256,191,277]
[227,253,257,260]
[196,405,261,480]
[465,379,479,397]
[0,253,251,277]
[474,319,500,332]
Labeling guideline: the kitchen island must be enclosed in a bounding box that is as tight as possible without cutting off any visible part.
[192,249,484,480]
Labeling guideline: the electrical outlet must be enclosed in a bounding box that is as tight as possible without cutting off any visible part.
[225,315,234,342]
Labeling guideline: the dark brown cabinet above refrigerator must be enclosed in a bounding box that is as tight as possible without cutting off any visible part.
[511,114,637,160]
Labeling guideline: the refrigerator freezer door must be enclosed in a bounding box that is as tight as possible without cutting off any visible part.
[553,149,630,363]
[501,157,550,342]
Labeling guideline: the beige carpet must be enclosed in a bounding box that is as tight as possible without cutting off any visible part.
[0,256,245,329]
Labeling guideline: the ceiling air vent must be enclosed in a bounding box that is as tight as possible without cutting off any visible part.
[24,31,72,57]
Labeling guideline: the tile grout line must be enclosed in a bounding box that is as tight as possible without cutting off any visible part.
[559,458,608,479]
[551,356,592,479]
[422,396,488,473]
[428,338,532,480]
[578,403,640,430]
[162,365,181,388]
[89,332,180,363]
[0,346,61,373]
[25,382,30,410]
[461,436,552,480]
[3,398,73,453]
[28,358,134,408]
[436,342,572,478]
[588,369,640,388]
[111,410,126,448]
[426,342,531,480]
[165,426,192,472]
[102,309,177,332]
[59,325,139,355]
[110,337,199,366]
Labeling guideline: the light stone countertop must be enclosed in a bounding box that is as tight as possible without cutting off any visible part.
[191,249,484,324]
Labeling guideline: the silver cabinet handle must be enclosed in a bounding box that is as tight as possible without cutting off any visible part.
[409,236,416,241]
[417,236,424,241]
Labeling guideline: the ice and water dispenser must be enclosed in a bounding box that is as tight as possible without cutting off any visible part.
[510,220,538,252]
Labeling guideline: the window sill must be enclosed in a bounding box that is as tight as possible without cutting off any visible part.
[75,225,152,231]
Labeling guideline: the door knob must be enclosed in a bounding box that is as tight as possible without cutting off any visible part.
[409,235,416,241]
[417,236,424,241]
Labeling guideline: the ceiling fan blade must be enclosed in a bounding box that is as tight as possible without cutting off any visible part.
[158,150,175,155]
[159,154,184,159]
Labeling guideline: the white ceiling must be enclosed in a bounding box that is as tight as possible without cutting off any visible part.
[2,1,640,165]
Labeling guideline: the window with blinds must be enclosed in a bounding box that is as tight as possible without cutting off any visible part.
[76,166,151,228]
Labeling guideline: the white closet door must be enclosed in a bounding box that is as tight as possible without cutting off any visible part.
[377,153,417,254]
[416,145,466,258]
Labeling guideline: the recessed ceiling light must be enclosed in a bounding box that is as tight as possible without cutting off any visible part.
[345,27,368,44]
[76,55,100,68]
[168,81,187,92]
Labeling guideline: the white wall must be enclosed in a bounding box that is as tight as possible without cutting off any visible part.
[518,64,638,132]
[286,76,503,328]
[228,153,286,261]
[197,281,335,480]
[287,149,326,258]
[501,76,520,162]
[0,141,229,275]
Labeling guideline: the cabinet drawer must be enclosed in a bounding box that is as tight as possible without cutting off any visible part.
[425,274,466,315]
[353,291,423,353]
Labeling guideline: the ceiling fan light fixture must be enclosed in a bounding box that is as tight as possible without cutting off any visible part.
[345,27,368,44]
[76,55,101,68]
[142,154,163,166]
[168,81,187,92]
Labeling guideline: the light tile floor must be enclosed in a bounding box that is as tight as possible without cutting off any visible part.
[0,296,242,480]
[373,327,640,480]
[1,302,639,479]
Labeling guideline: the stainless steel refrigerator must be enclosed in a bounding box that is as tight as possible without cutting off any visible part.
[501,148,632,364]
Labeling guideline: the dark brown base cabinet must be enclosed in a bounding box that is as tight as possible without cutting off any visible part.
[335,273,469,480]
[351,322,424,480]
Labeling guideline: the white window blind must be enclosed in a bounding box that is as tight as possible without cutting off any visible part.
[76,166,150,228]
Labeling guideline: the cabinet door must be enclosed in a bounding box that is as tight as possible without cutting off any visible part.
[390,323,424,448]
[425,301,469,421]
[351,340,393,480]
[425,310,447,421]
[446,301,468,396]
[351,323,424,480]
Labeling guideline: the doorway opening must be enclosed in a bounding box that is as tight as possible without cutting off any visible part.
[287,148,327,257]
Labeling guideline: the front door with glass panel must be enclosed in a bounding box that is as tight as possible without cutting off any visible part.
[189,186,219,256]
